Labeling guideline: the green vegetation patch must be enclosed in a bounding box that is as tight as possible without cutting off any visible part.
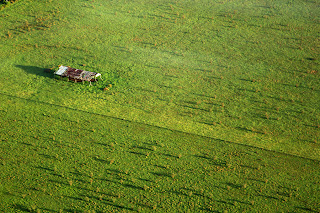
[0,94,319,212]
[0,0,319,211]
[0,0,319,159]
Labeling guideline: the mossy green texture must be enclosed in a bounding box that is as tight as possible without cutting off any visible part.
[0,95,319,212]
[0,0,319,212]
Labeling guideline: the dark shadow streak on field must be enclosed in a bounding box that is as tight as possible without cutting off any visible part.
[69,170,89,178]
[2,191,15,197]
[98,180,144,199]
[142,141,161,147]
[123,183,144,191]
[66,179,145,211]
[154,164,167,169]
[65,195,83,202]
[106,168,128,175]
[0,91,319,163]
[94,142,110,147]
[163,74,179,78]
[256,193,281,201]
[48,179,68,186]
[38,153,57,160]
[63,208,84,213]
[12,204,30,212]
[295,206,318,213]
[197,120,219,126]
[194,155,227,167]
[144,64,158,69]
[72,178,88,184]
[216,200,235,206]
[140,41,158,47]
[38,208,57,213]
[249,105,275,112]
[101,201,136,212]
[276,191,292,198]
[15,65,52,78]
[65,208,102,213]
[248,113,278,121]
[264,95,295,103]
[92,156,109,164]
[237,87,256,94]
[138,177,154,183]
[194,154,212,161]
[161,49,184,57]
[301,139,318,144]
[13,205,56,213]
[178,103,210,112]
[192,93,220,101]
[113,45,131,53]
[170,189,207,198]
[85,194,109,203]
[20,142,33,146]
[151,171,172,178]
[247,178,265,184]
[240,164,258,170]
[132,145,153,151]
[129,150,145,156]
[239,78,255,83]
[236,127,266,135]
[280,83,319,91]
[228,198,252,206]
[48,179,91,192]
[35,165,54,172]
[225,182,242,189]
[198,207,221,213]
[161,153,179,159]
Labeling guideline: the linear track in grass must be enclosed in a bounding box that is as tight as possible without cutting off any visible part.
[1,90,319,163]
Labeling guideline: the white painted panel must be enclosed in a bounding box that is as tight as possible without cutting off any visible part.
[54,66,68,76]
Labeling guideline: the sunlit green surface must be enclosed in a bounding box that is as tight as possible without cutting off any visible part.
[0,0,319,212]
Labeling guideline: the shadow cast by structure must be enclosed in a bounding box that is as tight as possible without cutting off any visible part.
[15,65,53,78]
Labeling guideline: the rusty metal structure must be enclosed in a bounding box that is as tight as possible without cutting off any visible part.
[54,65,102,85]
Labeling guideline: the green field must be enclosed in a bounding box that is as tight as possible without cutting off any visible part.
[0,0,319,212]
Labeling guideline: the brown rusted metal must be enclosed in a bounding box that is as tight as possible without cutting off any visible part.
[54,65,102,84]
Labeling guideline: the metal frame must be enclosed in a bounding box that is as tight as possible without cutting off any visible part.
[54,65,102,85]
